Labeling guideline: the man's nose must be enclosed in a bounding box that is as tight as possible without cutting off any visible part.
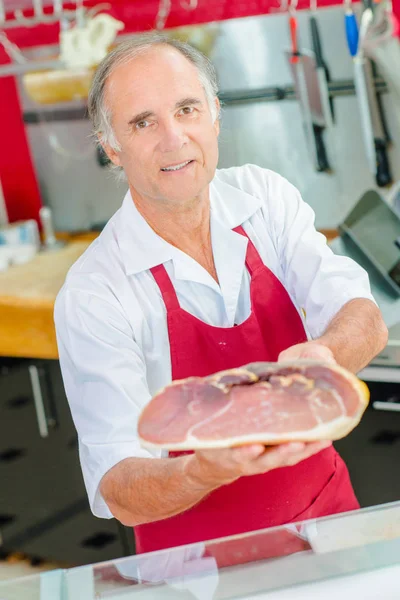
[158,118,188,153]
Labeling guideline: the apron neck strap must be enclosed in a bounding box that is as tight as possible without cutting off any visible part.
[151,226,263,308]
[233,225,264,274]
[150,264,181,311]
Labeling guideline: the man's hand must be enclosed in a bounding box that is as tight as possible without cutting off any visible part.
[185,441,332,489]
[101,440,332,527]
[278,341,336,364]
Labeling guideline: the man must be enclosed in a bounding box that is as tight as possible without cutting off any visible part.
[54,33,388,555]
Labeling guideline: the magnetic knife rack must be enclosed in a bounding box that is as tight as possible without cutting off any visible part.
[20,76,388,125]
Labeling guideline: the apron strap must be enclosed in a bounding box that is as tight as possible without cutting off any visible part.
[150,264,181,311]
[151,225,262,308]
[233,225,264,275]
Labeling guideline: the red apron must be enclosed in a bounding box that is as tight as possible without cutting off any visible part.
[134,225,359,554]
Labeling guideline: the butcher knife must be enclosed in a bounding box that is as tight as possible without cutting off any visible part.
[352,7,376,175]
[364,57,393,186]
[309,0,335,170]
[287,7,330,171]
[362,0,393,186]
[309,0,335,128]
[362,0,400,140]
[350,5,392,186]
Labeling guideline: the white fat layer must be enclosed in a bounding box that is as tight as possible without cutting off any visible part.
[139,410,366,451]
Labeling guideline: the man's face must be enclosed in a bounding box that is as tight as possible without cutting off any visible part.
[103,46,220,209]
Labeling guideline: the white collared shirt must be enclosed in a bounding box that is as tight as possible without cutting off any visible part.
[54,164,376,519]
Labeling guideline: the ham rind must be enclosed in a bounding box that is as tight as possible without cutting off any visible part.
[138,360,370,451]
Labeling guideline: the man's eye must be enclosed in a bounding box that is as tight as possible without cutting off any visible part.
[136,120,149,129]
[180,106,194,115]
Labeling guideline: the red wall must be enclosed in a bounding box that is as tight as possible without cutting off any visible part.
[1,0,399,223]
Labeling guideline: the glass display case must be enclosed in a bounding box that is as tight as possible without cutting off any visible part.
[1,500,400,599]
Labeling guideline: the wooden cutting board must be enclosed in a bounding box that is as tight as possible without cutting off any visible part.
[0,240,92,359]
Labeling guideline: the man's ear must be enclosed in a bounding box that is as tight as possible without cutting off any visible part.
[213,97,221,136]
[98,136,121,167]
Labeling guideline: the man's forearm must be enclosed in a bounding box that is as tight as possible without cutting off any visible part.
[318,298,388,373]
[100,440,329,527]
[100,455,218,527]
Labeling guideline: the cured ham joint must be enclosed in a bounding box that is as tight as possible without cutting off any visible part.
[138,360,370,451]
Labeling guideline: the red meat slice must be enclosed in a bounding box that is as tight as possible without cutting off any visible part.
[138,361,369,451]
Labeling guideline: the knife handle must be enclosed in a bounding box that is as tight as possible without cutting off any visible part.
[310,16,335,123]
[313,124,331,172]
[345,11,359,57]
[290,14,299,56]
[375,139,393,187]
[370,59,391,143]
[324,63,335,122]
[310,16,324,68]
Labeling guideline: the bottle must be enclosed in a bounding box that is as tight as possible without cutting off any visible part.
[0,179,8,227]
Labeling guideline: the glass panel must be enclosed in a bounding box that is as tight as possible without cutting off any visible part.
[0,569,63,600]
[63,501,400,599]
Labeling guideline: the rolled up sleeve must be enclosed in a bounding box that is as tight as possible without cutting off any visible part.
[54,287,160,519]
[270,175,377,339]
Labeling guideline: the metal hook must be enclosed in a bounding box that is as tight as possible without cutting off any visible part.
[0,0,5,25]
[13,8,34,27]
[155,0,171,30]
[276,0,289,12]
[87,3,112,19]
[75,0,86,28]
[0,31,27,63]
[33,0,44,20]
[13,7,53,26]
[52,0,63,16]
[2,0,112,30]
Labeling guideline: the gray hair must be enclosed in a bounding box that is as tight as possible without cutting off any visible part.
[87,32,219,153]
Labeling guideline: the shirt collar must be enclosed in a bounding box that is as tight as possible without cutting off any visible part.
[117,170,262,276]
